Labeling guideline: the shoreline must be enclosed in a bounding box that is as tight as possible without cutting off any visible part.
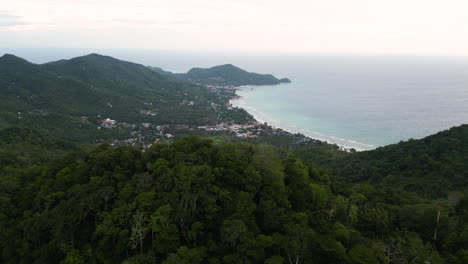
[229,86,376,151]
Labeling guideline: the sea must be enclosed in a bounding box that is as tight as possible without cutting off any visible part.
[3,48,468,150]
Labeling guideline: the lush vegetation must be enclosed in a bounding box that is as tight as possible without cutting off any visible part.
[293,125,468,198]
[150,64,291,86]
[1,136,467,264]
[0,54,252,145]
[1,53,467,264]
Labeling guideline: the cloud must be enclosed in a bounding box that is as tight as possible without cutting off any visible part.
[0,13,20,19]
[0,21,29,27]
[1,1,468,55]
[170,20,195,25]
[111,18,156,25]
[0,10,30,27]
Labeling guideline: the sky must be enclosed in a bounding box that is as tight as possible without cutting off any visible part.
[1,0,468,55]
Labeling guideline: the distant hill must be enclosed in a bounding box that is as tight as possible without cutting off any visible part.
[150,63,291,86]
[150,66,175,76]
[0,53,251,144]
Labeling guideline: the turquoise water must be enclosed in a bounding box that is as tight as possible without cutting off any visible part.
[5,48,468,150]
[230,56,468,150]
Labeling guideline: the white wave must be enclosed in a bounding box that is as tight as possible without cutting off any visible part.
[231,87,376,151]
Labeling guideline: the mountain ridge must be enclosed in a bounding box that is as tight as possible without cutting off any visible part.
[150,63,291,86]
[293,124,468,197]
[0,53,253,145]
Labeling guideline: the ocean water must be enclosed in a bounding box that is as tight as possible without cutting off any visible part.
[3,48,468,150]
[231,56,468,150]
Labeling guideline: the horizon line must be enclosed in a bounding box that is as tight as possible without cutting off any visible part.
[1,46,468,58]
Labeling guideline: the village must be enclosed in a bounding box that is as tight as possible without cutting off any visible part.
[93,115,317,150]
[97,117,259,145]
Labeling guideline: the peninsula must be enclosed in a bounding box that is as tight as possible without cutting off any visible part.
[150,63,291,86]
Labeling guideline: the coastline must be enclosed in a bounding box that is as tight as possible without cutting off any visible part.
[230,86,376,151]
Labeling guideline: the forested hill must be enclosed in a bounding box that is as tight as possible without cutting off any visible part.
[294,124,468,198]
[0,53,252,145]
[0,53,221,126]
[150,64,291,86]
[2,136,467,264]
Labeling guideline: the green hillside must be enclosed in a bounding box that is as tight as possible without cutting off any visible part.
[0,53,222,124]
[150,64,291,86]
[0,54,252,145]
[0,126,81,172]
[1,136,466,264]
[294,125,468,198]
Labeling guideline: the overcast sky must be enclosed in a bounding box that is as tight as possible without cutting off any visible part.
[1,0,468,55]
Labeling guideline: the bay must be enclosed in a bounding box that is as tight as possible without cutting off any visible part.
[231,56,468,150]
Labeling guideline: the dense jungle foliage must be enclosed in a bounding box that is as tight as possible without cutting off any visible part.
[293,125,468,198]
[1,136,467,264]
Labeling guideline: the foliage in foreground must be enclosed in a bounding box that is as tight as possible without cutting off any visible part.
[1,136,467,264]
